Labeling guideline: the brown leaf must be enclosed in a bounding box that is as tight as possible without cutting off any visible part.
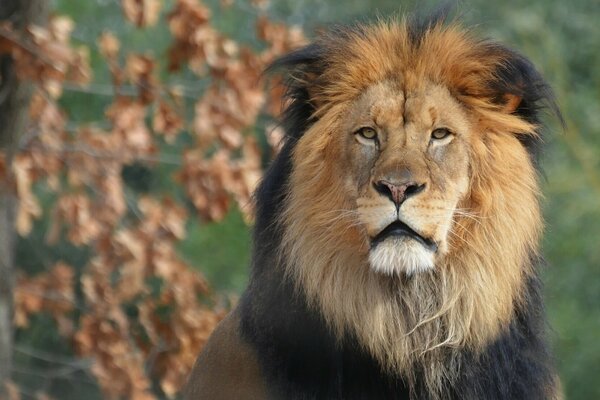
[48,194,102,245]
[4,381,21,400]
[106,98,155,154]
[49,16,74,43]
[14,263,75,332]
[167,0,225,73]
[98,31,120,60]
[14,154,42,236]
[125,54,157,104]
[122,0,162,27]
[5,18,92,86]
[35,392,53,400]
[178,150,231,221]
[251,0,270,10]
[257,15,306,62]
[265,123,284,154]
[153,101,183,143]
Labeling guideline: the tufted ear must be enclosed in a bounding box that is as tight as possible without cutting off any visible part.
[492,47,561,125]
[263,44,327,141]
[488,48,563,165]
[297,71,324,110]
[502,93,522,114]
[266,43,326,115]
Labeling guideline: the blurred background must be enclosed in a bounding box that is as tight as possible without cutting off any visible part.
[0,0,598,399]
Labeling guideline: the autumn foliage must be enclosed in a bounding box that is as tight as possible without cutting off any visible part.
[0,0,304,398]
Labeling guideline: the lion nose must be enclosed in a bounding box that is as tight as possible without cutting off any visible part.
[374,180,426,209]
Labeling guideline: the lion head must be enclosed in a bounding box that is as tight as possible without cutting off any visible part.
[260,15,559,396]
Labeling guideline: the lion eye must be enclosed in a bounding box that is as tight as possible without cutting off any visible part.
[431,128,452,140]
[357,127,378,140]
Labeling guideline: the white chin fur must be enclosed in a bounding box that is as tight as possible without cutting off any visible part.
[368,237,435,276]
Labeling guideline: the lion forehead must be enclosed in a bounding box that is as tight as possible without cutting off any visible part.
[352,81,405,128]
[345,81,472,138]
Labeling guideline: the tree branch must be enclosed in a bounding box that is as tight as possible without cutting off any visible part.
[0,0,48,392]
[24,141,182,166]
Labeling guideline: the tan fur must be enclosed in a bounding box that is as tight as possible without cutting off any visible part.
[278,19,544,397]
[183,310,267,399]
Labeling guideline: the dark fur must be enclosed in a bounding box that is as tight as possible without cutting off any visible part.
[207,12,560,400]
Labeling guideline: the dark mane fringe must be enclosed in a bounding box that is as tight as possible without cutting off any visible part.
[490,47,563,165]
[406,2,453,44]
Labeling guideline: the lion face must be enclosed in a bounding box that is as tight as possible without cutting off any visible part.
[336,81,470,275]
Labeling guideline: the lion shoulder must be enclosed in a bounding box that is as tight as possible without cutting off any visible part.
[183,309,267,400]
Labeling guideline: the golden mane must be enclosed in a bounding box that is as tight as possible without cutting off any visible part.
[276,18,547,397]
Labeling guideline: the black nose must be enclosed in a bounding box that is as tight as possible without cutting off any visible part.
[374,180,426,209]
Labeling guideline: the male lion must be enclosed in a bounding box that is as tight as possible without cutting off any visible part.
[184,13,562,400]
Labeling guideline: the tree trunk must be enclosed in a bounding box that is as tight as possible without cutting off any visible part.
[0,0,47,393]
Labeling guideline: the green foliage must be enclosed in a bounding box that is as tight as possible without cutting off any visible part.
[14,314,102,400]
[178,207,251,293]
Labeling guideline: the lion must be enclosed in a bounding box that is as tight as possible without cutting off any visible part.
[184,12,562,400]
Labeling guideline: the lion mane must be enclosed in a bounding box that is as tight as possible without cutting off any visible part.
[184,12,562,400]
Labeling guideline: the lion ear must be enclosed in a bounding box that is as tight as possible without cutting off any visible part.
[266,43,325,113]
[302,71,324,110]
[502,93,522,114]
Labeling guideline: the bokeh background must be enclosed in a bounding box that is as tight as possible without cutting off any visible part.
[1,0,598,399]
